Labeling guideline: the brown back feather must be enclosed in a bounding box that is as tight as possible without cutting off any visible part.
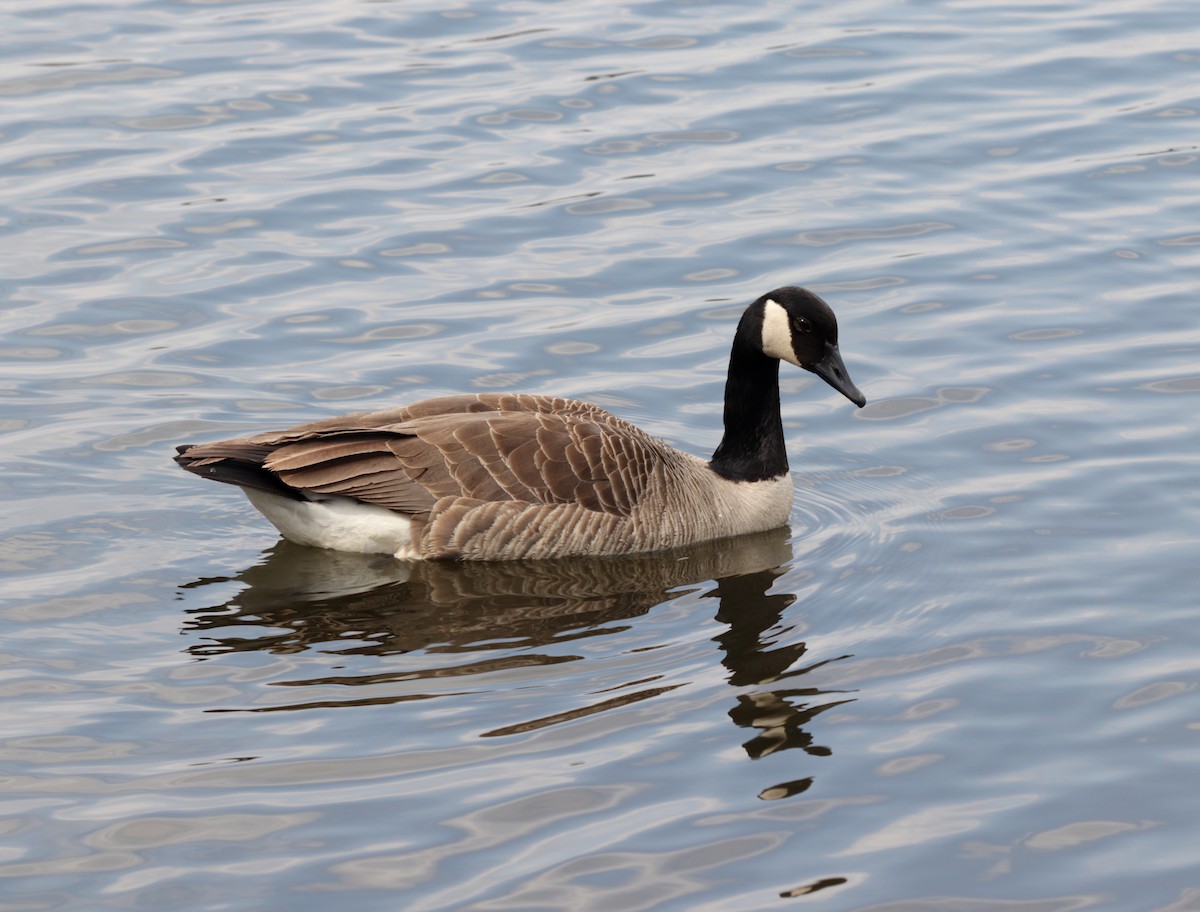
[182,394,676,520]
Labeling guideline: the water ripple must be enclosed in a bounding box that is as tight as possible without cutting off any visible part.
[2,0,1200,909]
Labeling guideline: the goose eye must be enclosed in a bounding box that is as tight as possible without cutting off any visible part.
[792,317,811,334]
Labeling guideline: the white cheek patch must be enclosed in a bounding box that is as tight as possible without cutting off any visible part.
[760,299,801,366]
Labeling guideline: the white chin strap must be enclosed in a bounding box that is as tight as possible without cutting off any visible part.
[759,299,801,367]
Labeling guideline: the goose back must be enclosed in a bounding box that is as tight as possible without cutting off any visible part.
[176,393,793,560]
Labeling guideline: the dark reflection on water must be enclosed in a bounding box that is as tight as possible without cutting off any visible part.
[182,530,794,658]
[709,571,852,762]
[180,529,851,757]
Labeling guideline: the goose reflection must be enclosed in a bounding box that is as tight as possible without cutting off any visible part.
[180,528,851,759]
[708,573,852,762]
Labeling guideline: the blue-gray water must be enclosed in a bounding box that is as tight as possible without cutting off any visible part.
[3,0,1199,909]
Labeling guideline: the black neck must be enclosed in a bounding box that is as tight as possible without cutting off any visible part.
[709,331,788,482]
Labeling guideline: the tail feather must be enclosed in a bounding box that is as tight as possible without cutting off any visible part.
[175,442,304,501]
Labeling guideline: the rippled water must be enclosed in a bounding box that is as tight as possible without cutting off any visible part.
[3,0,1199,908]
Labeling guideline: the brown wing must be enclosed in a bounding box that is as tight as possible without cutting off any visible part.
[176,394,670,517]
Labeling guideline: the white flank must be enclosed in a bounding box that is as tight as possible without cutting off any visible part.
[244,489,419,559]
[759,298,800,367]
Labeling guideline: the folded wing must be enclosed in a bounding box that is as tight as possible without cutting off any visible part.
[175,393,671,518]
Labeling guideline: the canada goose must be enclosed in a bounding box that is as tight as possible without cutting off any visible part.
[175,286,865,561]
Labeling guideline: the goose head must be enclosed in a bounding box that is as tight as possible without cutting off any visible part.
[756,286,866,408]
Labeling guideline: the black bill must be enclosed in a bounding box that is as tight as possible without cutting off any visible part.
[808,343,866,408]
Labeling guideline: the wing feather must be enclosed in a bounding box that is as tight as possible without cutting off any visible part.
[177,393,679,522]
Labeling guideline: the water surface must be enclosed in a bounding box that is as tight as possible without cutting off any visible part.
[3,0,1199,909]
